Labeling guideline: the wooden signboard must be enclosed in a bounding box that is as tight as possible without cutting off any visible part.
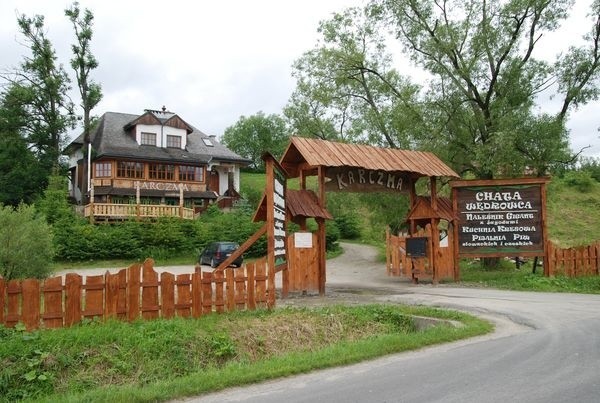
[451,178,549,259]
[325,167,411,193]
[264,153,288,306]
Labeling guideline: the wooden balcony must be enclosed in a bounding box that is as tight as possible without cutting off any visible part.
[84,203,195,221]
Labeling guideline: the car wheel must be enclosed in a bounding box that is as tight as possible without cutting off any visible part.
[210,258,217,268]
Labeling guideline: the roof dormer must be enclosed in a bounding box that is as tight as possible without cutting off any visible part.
[123,107,194,150]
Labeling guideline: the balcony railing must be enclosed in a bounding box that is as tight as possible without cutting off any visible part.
[84,203,195,220]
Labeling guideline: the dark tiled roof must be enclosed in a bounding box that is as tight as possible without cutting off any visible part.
[67,111,251,165]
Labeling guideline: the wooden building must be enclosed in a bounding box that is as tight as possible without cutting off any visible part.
[64,108,251,221]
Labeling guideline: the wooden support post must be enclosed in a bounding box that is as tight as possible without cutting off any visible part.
[89,183,95,224]
[430,177,438,284]
[179,183,184,218]
[136,181,141,220]
[452,186,460,281]
[541,181,550,276]
[408,176,417,235]
[317,166,327,296]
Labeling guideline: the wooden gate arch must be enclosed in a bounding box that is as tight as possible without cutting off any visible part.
[274,137,459,292]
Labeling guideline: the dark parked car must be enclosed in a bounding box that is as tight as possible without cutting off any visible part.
[199,242,243,268]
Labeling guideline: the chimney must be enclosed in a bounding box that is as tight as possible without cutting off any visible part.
[162,105,166,112]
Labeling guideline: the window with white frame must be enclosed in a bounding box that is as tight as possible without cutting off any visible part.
[166,135,182,148]
[141,132,157,145]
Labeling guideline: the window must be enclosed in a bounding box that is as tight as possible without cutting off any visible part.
[149,163,175,180]
[94,162,112,177]
[179,165,204,182]
[202,137,214,147]
[117,161,144,178]
[166,135,182,148]
[141,132,156,145]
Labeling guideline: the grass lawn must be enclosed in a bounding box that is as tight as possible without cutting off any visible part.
[1,305,491,403]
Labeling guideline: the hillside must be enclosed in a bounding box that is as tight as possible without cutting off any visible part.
[240,171,600,247]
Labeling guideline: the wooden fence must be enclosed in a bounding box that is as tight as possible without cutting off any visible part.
[546,241,600,277]
[0,258,270,331]
[386,226,455,281]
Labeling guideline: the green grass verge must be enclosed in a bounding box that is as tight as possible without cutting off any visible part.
[455,259,600,293]
[0,305,491,403]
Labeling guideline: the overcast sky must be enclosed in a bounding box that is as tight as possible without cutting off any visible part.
[1,0,599,158]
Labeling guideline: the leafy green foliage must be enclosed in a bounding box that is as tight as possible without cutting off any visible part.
[35,173,76,225]
[285,7,422,147]
[13,13,75,170]
[65,2,103,200]
[288,0,600,178]
[0,85,48,206]
[222,112,289,170]
[578,156,600,182]
[563,170,595,193]
[0,204,54,280]
[334,212,362,239]
[52,206,268,262]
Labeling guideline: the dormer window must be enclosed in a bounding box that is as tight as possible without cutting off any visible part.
[167,135,182,148]
[141,132,157,146]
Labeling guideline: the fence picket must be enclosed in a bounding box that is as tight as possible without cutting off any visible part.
[65,274,82,326]
[42,276,63,328]
[141,261,159,320]
[247,262,256,310]
[192,271,202,318]
[127,264,141,321]
[21,279,40,331]
[161,272,175,319]
[226,269,235,312]
[175,273,191,317]
[202,271,214,315]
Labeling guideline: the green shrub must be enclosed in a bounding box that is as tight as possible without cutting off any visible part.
[563,170,595,193]
[334,212,362,239]
[0,204,54,279]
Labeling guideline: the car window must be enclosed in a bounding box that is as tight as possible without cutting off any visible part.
[221,243,238,252]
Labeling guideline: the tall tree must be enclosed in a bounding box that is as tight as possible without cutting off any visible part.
[0,84,47,206]
[372,0,600,178]
[9,14,75,171]
[285,7,423,148]
[222,112,289,170]
[65,2,103,201]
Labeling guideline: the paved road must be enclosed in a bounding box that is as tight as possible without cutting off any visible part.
[183,242,600,403]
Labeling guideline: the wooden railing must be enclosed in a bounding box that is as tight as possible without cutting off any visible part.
[547,241,600,277]
[0,258,271,331]
[84,203,195,220]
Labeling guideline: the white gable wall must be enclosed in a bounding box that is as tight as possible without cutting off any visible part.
[135,124,186,149]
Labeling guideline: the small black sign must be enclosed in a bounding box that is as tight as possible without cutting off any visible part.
[406,237,428,257]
